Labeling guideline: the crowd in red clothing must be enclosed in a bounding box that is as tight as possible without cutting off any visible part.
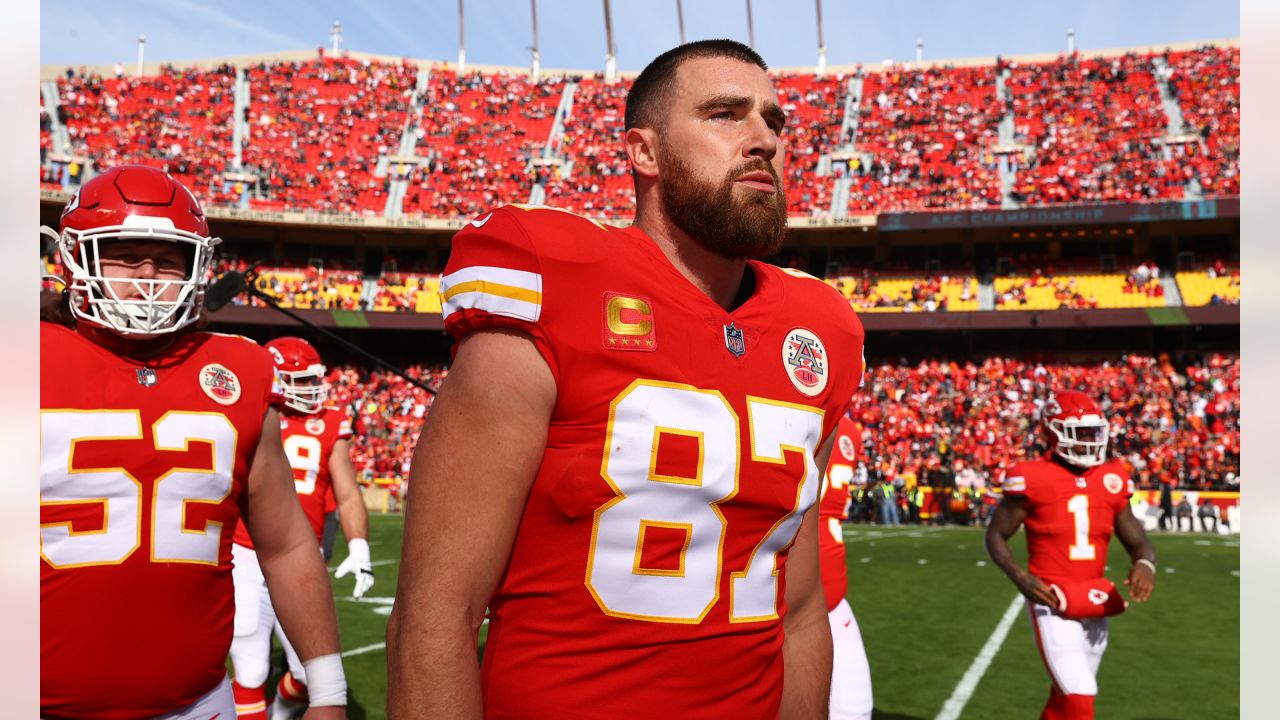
[55,64,237,198]
[405,69,564,218]
[850,65,1004,214]
[849,353,1239,494]
[44,45,1238,218]
[316,353,1238,493]
[1167,46,1240,197]
[243,54,417,215]
[1008,53,1184,205]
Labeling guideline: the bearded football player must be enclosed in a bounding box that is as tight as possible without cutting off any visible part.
[39,165,347,720]
[820,413,874,720]
[389,40,865,719]
[985,390,1157,720]
[230,337,373,720]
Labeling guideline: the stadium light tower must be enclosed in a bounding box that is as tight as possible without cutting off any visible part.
[531,0,541,80]
[746,0,755,49]
[916,39,923,67]
[458,0,467,72]
[330,21,343,53]
[1067,28,1076,54]
[676,0,686,44]
[136,35,146,78]
[603,0,617,83]
[815,0,827,77]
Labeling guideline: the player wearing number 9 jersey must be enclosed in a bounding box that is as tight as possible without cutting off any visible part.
[39,165,347,720]
[388,40,864,720]
[985,390,1156,720]
[229,337,372,720]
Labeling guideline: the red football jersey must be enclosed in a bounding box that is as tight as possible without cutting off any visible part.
[232,406,352,547]
[1003,457,1135,585]
[819,415,859,611]
[442,205,865,719]
[40,322,283,719]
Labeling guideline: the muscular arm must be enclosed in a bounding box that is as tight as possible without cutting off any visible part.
[386,330,556,720]
[984,495,1058,608]
[245,408,344,661]
[1114,504,1157,602]
[330,438,368,543]
[778,431,836,720]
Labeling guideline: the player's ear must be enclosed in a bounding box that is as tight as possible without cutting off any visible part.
[625,127,660,180]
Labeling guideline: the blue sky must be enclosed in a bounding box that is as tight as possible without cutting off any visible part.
[41,0,1238,70]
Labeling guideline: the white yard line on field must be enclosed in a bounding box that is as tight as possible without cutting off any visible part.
[342,642,386,658]
[934,594,1026,720]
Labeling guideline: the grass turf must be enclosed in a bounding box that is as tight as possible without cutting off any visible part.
[317,516,1238,720]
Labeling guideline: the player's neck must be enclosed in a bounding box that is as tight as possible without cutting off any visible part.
[633,204,749,312]
[78,324,178,361]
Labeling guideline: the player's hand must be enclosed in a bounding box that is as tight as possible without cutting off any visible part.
[335,537,375,599]
[1014,569,1060,609]
[301,706,346,720]
[1124,561,1156,603]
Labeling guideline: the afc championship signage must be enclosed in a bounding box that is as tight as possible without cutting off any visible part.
[878,197,1239,232]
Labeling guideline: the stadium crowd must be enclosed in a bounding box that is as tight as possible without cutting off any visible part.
[321,353,1238,499]
[41,44,1238,219]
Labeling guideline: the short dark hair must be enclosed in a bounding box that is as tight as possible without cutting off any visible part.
[625,39,768,131]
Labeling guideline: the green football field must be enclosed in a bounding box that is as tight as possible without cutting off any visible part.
[319,514,1239,720]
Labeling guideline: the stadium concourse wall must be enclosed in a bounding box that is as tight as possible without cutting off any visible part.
[39,190,1241,334]
[38,36,1238,82]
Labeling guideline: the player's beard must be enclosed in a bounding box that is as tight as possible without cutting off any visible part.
[659,152,788,260]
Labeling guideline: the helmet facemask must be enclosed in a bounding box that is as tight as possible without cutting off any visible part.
[278,365,329,415]
[1047,415,1109,468]
[53,216,220,338]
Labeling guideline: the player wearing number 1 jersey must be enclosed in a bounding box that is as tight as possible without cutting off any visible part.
[819,414,873,720]
[229,337,372,720]
[389,40,864,720]
[986,391,1156,720]
[39,166,347,720]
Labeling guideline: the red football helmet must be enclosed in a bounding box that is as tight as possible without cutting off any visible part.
[266,336,328,414]
[1043,390,1109,468]
[41,165,221,336]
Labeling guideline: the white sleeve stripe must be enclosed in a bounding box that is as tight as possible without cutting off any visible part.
[441,265,541,295]
[1004,476,1026,492]
[444,291,542,323]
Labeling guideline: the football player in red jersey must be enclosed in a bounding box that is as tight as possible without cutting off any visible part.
[986,390,1157,720]
[39,165,347,720]
[389,40,864,720]
[819,414,874,720]
[229,337,373,720]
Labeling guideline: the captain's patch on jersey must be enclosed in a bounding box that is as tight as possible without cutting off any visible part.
[199,363,241,405]
[1103,473,1125,494]
[782,327,828,397]
[602,292,656,352]
[306,417,326,435]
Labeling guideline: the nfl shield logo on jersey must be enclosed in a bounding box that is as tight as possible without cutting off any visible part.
[306,417,326,435]
[136,367,157,387]
[723,323,746,358]
[782,327,829,397]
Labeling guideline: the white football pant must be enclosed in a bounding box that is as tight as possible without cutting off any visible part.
[230,543,306,687]
[828,598,873,720]
[1027,601,1109,695]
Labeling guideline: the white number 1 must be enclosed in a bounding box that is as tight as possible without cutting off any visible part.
[1067,494,1096,560]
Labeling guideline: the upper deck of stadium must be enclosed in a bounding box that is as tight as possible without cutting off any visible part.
[39,38,1239,232]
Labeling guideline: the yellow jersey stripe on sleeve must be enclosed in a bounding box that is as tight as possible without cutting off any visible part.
[441,265,543,323]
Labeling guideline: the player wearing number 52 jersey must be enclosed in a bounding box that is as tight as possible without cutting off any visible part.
[819,414,873,720]
[40,166,347,720]
[986,391,1156,720]
[389,40,864,720]
[229,337,372,720]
